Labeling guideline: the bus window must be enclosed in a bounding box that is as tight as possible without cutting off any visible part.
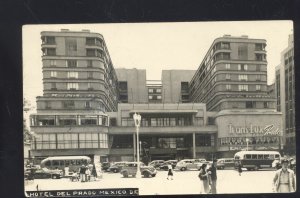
[53,160,59,167]
[269,155,275,160]
[263,155,269,159]
[59,160,65,166]
[258,155,263,159]
[45,161,51,166]
[245,154,251,159]
[70,160,76,165]
[275,154,280,159]
[65,160,70,166]
[76,160,81,165]
[252,155,257,159]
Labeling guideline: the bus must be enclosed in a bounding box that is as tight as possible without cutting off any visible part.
[40,156,91,173]
[234,151,281,171]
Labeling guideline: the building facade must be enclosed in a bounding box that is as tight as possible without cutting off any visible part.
[189,35,276,111]
[30,29,119,162]
[275,34,295,154]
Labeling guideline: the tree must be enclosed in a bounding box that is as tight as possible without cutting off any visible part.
[23,98,34,143]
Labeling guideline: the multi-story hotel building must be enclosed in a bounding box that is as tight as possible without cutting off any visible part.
[275,34,295,154]
[30,29,118,161]
[189,35,276,111]
[28,31,284,163]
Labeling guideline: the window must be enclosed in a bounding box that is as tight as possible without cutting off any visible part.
[256,85,261,91]
[226,84,231,91]
[45,101,51,109]
[207,117,215,125]
[226,74,231,80]
[238,44,248,59]
[85,101,91,108]
[87,83,93,90]
[148,89,153,93]
[50,71,57,78]
[44,36,55,44]
[264,102,269,108]
[67,83,78,90]
[86,38,95,45]
[51,83,56,90]
[67,60,77,67]
[181,82,189,91]
[252,155,258,159]
[225,64,230,70]
[245,154,251,159]
[86,49,96,57]
[238,64,248,71]
[119,81,128,91]
[67,71,78,79]
[50,60,56,66]
[43,48,56,56]
[65,38,77,56]
[238,75,248,81]
[87,72,93,79]
[256,75,261,81]
[87,60,93,67]
[246,101,256,108]
[157,95,162,99]
[63,101,75,109]
[149,95,153,99]
[238,85,248,91]
[256,65,260,71]
[156,89,161,93]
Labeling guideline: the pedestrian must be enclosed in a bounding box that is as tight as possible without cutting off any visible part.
[238,161,243,176]
[198,163,210,194]
[85,166,91,182]
[79,164,86,182]
[273,158,296,192]
[167,164,173,180]
[91,163,97,181]
[207,159,218,194]
[64,165,69,177]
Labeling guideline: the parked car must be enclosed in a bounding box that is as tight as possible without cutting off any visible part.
[120,162,157,178]
[107,161,128,173]
[32,168,63,179]
[101,162,111,172]
[158,160,178,171]
[175,159,204,171]
[148,160,165,169]
[216,158,235,170]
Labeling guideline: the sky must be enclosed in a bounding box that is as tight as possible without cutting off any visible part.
[23,21,293,112]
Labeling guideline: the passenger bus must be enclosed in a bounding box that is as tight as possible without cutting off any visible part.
[234,151,281,171]
[40,156,91,173]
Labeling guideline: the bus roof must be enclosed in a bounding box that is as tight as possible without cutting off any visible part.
[234,151,280,156]
[42,156,91,161]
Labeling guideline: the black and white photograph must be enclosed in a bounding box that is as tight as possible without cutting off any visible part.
[22,21,296,196]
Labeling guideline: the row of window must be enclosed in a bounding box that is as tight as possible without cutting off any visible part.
[42,48,104,58]
[30,114,109,126]
[48,71,103,79]
[148,88,162,93]
[121,116,203,127]
[32,133,108,150]
[42,36,104,47]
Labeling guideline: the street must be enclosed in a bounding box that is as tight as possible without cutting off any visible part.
[25,169,278,195]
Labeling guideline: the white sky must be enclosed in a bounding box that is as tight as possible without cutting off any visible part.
[23,21,293,111]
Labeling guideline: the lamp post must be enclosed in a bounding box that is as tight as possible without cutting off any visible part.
[133,113,142,178]
[246,138,249,151]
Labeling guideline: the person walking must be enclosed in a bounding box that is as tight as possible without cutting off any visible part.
[79,164,86,182]
[91,163,97,181]
[167,164,173,180]
[237,161,243,176]
[273,158,296,192]
[198,163,210,194]
[207,159,218,194]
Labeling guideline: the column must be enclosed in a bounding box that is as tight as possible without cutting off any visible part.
[193,133,196,159]
[133,133,136,161]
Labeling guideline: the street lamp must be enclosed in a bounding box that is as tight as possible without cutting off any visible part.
[133,112,142,178]
[246,138,249,151]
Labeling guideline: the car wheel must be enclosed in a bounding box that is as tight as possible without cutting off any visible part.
[113,169,118,173]
[123,172,128,178]
[52,175,57,179]
[151,174,156,177]
[180,167,186,171]
[143,172,150,178]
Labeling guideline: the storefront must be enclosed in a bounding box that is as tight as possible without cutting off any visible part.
[215,109,283,158]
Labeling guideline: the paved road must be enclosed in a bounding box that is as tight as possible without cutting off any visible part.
[25,169,278,195]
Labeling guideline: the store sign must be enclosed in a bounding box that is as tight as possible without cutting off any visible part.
[228,124,281,136]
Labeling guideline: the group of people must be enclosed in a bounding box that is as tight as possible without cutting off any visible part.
[198,158,296,194]
[198,159,218,194]
[71,163,97,182]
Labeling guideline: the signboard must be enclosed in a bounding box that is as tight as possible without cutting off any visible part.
[228,124,281,136]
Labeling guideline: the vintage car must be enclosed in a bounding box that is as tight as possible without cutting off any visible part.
[176,159,207,171]
[107,161,128,173]
[32,168,63,179]
[120,162,157,178]
[216,158,235,170]
[158,160,178,171]
[148,160,165,169]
